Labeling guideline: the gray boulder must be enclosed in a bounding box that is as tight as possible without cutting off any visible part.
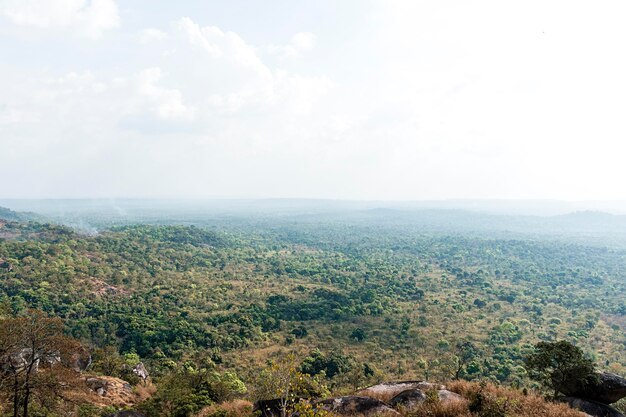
[388,388,463,411]
[6,348,40,373]
[132,362,149,380]
[561,397,625,417]
[563,372,626,404]
[86,377,109,396]
[358,381,445,399]
[389,388,427,409]
[318,396,400,417]
[438,389,463,403]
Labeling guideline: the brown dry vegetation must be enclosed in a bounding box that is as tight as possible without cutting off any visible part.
[63,375,147,409]
[440,380,588,417]
[189,381,588,417]
[193,399,253,417]
[348,380,588,417]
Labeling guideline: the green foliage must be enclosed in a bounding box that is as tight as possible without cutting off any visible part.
[140,365,246,417]
[291,400,335,417]
[524,340,597,398]
[250,354,328,417]
[2,218,626,389]
[77,403,103,417]
[350,327,366,342]
[301,349,353,379]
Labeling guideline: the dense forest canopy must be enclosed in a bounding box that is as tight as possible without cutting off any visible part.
[0,201,626,416]
[1,202,626,415]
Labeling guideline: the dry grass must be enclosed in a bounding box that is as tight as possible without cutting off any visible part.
[134,380,157,402]
[443,380,588,417]
[186,381,589,417]
[61,375,137,408]
[358,389,402,404]
[193,399,254,417]
[318,380,588,417]
[403,400,472,417]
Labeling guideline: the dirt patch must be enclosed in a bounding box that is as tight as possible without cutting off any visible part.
[88,278,131,297]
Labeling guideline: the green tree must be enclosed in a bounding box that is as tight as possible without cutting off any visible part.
[454,341,479,380]
[525,340,597,399]
[300,349,352,379]
[141,367,246,417]
[251,354,327,417]
[350,328,366,342]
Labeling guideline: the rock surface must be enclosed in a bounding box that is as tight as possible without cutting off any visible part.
[132,362,149,380]
[563,372,626,404]
[2,346,90,374]
[86,377,109,396]
[389,388,427,409]
[318,396,400,417]
[388,388,463,411]
[358,381,445,400]
[438,389,464,403]
[561,397,625,417]
[4,348,60,373]
[85,376,134,403]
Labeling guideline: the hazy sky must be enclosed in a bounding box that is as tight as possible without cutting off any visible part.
[2,0,626,200]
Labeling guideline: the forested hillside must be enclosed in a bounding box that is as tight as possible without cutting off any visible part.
[1,214,625,388]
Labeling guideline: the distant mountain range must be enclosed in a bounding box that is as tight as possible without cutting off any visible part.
[3,200,626,246]
[0,206,43,222]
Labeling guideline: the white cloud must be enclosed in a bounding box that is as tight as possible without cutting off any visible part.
[3,3,626,200]
[0,16,333,198]
[0,106,31,124]
[290,32,316,51]
[267,31,316,58]
[138,28,167,44]
[0,0,119,38]
[136,67,195,121]
[174,17,272,81]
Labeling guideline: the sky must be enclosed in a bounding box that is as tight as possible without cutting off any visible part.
[1,0,626,200]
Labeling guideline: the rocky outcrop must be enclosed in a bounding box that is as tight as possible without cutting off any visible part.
[389,388,427,409]
[561,397,625,417]
[132,362,149,381]
[318,396,400,417]
[103,411,146,417]
[563,372,626,404]
[357,381,445,400]
[86,376,133,401]
[388,388,463,411]
[437,389,463,403]
[1,348,62,373]
[86,377,110,396]
[558,371,626,417]
[2,346,90,374]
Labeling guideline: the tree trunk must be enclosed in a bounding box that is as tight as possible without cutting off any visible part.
[22,385,30,417]
[12,375,20,417]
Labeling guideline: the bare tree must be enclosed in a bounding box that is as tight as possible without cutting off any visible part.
[0,310,82,417]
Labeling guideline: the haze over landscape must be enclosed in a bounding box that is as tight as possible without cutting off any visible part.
[3,2,626,417]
